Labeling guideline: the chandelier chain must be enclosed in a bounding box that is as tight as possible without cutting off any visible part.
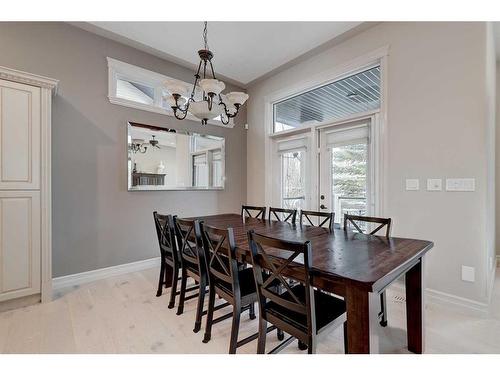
[203,21,209,51]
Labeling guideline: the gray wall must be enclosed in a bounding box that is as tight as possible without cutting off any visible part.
[0,22,247,277]
[246,22,495,304]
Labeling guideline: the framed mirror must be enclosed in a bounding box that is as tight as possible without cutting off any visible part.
[127,122,225,191]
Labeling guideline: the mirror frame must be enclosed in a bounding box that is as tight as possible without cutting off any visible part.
[127,121,226,191]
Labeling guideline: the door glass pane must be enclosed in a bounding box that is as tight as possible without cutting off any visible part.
[281,150,305,210]
[331,141,367,225]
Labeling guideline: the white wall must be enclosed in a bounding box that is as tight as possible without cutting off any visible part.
[132,146,177,187]
[247,22,494,305]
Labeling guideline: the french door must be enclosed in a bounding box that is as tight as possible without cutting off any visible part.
[319,119,373,225]
[272,117,376,225]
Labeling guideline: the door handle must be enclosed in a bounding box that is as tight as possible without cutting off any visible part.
[320,204,327,210]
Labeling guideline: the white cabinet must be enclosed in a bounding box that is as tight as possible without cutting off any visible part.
[0,191,40,302]
[0,80,41,189]
[0,66,57,307]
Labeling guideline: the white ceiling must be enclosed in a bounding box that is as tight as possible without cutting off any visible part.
[81,22,362,86]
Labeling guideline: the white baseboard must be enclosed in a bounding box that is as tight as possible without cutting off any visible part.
[52,257,160,292]
[389,281,489,313]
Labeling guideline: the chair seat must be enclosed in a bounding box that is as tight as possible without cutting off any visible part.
[266,285,346,333]
[215,267,259,297]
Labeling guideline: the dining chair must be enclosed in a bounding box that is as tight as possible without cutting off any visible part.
[268,207,297,224]
[299,210,335,231]
[174,217,210,333]
[153,212,180,308]
[343,213,392,327]
[241,205,266,220]
[200,223,283,353]
[248,230,348,354]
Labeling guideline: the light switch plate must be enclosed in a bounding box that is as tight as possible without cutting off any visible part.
[427,178,442,191]
[405,179,419,191]
[446,178,476,192]
[461,265,475,282]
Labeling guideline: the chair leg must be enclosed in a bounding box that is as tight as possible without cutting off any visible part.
[249,303,256,320]
[298,341,308,350]
[156,258,165,297]
[202,285,216,343]
[343,322,349,354]
[193,278,207,333]
[228,303,242,354]
[167,266,179,309]
[380,291,388,327]
[176,268,187,315]
[277,329,284,341]
[307,336,316,354]
[257,317,267,354]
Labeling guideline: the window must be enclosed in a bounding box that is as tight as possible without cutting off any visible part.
[273,66,381,133]
[192,154,208,187]
[190,134,224,188]
[108,57,231,127]
[211,150,223,188]
[116,78,155,105]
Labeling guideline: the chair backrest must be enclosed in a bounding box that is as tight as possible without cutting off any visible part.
[173,217,206,275]
[241,205,266,219]
[200,223,240,297]
[343,214,392,237]
[299,210,334,231]
[153,212,179,264]
[247,230,315,335]
[268,207,297,224]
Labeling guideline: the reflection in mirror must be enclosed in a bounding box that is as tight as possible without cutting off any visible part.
[127,122,225,191]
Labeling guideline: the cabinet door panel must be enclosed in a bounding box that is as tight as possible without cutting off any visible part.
[0,191,40,301]
[0,80,40,189]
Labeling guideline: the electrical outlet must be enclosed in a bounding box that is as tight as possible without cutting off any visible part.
[461,265,475,282]
[405,179,419,191]
[427,179,442,191]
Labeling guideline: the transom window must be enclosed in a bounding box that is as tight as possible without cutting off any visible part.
[108,57,231,127]
[273,66,380,133]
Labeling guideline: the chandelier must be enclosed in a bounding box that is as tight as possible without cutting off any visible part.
[164,22,249,126]
[129,135,161,154]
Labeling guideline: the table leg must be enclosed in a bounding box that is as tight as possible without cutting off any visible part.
[345,282,380,353]
[405,257,425,353]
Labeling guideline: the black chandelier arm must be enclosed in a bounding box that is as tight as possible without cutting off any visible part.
[209,59,217,79]
[173,107,190,121]
[219,99,239,119]
[219,112,230,125]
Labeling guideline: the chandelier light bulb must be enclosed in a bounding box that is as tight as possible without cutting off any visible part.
[199,78,225,95]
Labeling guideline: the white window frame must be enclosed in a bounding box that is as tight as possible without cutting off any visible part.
[107,57,234,128]
[264,46,389,217]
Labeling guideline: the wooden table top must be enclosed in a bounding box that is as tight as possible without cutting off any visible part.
[188,213,433,292]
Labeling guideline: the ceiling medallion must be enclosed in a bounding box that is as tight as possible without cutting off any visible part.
[164,22,249,126]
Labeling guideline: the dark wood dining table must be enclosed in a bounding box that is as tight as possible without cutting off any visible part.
[170,213,433,354]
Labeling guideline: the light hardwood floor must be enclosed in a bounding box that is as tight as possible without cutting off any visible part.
[1,265,499,354]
